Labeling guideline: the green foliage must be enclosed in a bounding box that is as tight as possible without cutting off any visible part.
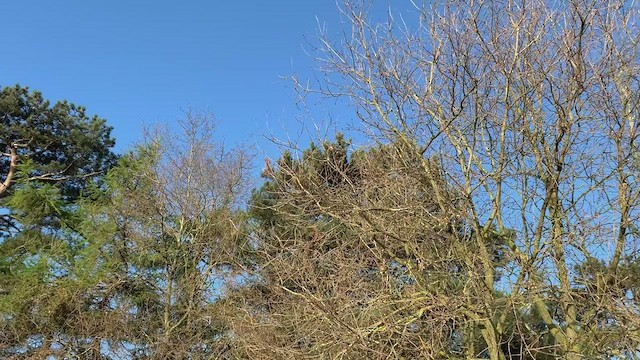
[0,84,116,200]
[0,84,118,359]
[2,115,251,358]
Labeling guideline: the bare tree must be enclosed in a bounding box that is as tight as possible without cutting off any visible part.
[234,1,640,359]
[231,136,504,359]
[97,110,253,358]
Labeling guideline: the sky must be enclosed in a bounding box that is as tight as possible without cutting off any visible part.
[0,1,369,161]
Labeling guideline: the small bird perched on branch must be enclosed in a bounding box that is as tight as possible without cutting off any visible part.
[263,158,273,177]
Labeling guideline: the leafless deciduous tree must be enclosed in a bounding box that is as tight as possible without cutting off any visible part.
[232,1,640,359]
[93,111,253,358]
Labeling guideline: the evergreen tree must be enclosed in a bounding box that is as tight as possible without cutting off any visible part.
[0,85,116,358]
[231,136,513,359]
[1,111,250,359]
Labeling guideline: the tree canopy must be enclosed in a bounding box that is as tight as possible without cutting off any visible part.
[0,84,118,358]
[0,84,116,199]
[2,0,640,359]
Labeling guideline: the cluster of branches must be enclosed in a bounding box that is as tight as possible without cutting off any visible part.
[231,0,640,359]
[231,136,509,359]
[2,0,640,359]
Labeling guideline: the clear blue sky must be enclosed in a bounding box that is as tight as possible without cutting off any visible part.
[0,1,365,159]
